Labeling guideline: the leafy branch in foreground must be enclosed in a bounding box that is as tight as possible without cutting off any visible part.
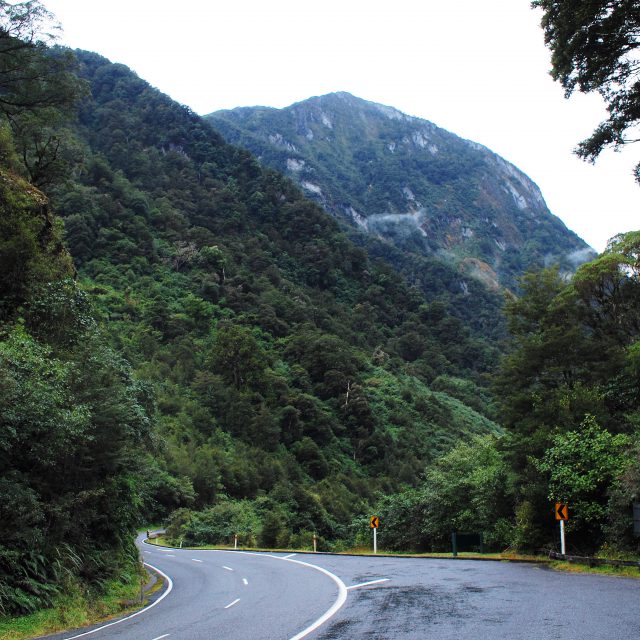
[533,0,640,181]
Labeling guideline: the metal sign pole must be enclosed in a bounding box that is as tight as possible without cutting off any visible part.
[560,519,566,555]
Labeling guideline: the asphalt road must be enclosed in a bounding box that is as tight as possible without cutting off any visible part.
[42,538,640,640]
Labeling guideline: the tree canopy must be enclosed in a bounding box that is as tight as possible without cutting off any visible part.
[0,1,81,117]
[533,0,640,181]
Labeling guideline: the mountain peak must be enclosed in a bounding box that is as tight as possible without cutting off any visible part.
[291,91,415,122]
[207,94,595,290]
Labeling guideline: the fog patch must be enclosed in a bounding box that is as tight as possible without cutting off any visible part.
[566,247,597,267]
[365,208,428,239]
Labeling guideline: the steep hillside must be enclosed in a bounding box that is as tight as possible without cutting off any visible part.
[208,92,596,291]
[34,52,501,545]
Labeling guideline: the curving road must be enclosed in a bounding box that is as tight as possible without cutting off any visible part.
[40,537,640,640]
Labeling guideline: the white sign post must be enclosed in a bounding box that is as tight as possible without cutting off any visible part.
[555,503,568,555]
[370,515,379,554]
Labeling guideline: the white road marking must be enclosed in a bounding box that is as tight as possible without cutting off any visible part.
[164,554,176,557]
[242,578,248,585]
[151,635,170,640]
[283,557,347,640]
[223,565,234,571]
[191,558,203,563]
[224,598,240,609]
[282,553,297,559]
[216,550,348,639]
[347,578,390,590]
[62,563,173,639]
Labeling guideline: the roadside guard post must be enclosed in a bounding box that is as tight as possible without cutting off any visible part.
[555,503,569,554]
[370,516,379,554]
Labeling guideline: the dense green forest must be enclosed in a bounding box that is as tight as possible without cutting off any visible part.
[1,0,639,622]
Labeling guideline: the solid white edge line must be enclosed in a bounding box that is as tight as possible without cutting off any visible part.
[347,578,390,590]
[62,563,173,640]
[283,557,347,640]
[151,635,170,640]
[216,550,347,640]
[224,598,240,609]
[282,553,297,559]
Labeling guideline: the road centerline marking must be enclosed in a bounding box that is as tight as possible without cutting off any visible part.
[191,558,203,563]
[224,598,240,609]
[223,565,234,571]
[207,549,348,640]
[347,578,390,590]
[242,578,248,585]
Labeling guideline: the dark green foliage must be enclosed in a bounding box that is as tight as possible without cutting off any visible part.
[0,319,152,614]
[536,415,631,545]
[494,235,640,552]
[533,0,640,182]
[0,2,82,118]
[0,170,73,319]
[8,23,637,617]
[377,436,511,552]
[4,50,507,565]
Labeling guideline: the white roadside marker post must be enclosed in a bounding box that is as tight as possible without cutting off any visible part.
[555,503,568,555]
[313,534,317,552]
[234,534,238,550]
[370,515,379,554]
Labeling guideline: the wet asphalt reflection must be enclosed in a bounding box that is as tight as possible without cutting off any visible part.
[313,555,640,640]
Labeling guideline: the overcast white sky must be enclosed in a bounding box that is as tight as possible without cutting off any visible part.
[43,0,639,252]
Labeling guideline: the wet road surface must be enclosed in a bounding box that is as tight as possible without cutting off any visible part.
[41,542,640,640]
[314,554,640,640]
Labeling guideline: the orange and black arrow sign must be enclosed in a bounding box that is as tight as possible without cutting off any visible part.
[370,515,379,529]
[555,503,569,521]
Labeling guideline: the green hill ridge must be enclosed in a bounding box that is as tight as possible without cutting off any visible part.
[208,92,596,292]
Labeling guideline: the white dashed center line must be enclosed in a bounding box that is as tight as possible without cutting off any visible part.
[191,558,203,563]
[242,578,248,585]
[223,565,234,571]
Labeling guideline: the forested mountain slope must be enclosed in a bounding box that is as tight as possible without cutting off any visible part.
[208,92,596,292]
[44,51,500,541]
[3,24,639,620]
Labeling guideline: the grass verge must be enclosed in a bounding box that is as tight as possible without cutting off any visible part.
[147,537,640,576]
[0,569,157,640]
[146,536,547,562]
[548,561,640,578]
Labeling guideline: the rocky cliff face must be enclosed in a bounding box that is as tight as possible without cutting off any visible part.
[208,92,595,290]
